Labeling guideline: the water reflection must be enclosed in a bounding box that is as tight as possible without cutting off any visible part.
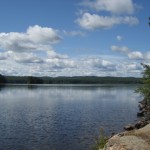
[0,85,140,150]
[0,84,5,91]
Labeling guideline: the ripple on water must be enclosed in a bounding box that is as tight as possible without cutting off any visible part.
[0,85,140,150]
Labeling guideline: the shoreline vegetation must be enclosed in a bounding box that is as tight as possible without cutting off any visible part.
[124,64,150,131]
[0,74,142,85]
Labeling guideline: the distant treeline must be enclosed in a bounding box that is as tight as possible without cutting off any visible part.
[0,74,142,84]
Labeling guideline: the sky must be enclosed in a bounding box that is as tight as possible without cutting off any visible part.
[0,0,150,77]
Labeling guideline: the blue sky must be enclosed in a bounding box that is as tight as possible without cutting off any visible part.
[0,0,150,77]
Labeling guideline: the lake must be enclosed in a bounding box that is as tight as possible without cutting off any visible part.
[0,84,141,150]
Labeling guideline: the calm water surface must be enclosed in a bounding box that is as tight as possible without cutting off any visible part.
[0,84,141,150]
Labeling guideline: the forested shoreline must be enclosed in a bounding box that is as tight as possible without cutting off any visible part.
[0,74,142,84]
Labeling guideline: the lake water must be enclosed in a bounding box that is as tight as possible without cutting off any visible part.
[0,84,141,150]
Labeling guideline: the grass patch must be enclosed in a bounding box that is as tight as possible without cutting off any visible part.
[92,128,108,150]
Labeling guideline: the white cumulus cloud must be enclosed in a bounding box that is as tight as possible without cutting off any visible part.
[0,25,145,77]
[82,0,135,14]
[111,45,144,60]
[0,53,143,77]
[128,51,143,60]
[0,25,74,66]
[27,25,61,44]
[76,13,138,30]
[0,25,61,53]
[77,0,139,30]
[111,45,130,53]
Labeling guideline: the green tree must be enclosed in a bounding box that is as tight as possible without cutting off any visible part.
[137,64,150,103]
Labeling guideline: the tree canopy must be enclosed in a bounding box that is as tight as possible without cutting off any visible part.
[4,76,141,84]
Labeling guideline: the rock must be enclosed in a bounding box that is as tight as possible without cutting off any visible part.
[135,121,142,129]
[124,124,134,131]
[109,132,115,138]
[137,111,144,117]
[118,133,124,137]
[139,99,147,105]
[103,123,150,150]
[138,103,146,110]
[135,121,147,129]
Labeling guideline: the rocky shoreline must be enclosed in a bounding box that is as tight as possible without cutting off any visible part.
[99,99,150,150]
[101,123,150,150]
[124,99,150,131]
